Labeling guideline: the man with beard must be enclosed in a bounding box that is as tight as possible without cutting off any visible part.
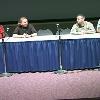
[70,14,95,34]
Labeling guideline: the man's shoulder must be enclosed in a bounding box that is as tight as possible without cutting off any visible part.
[98,19,100,23]
[15,26,21,30]
[85,21,93,25]
[28,24,34,27]
[72,23,78,28]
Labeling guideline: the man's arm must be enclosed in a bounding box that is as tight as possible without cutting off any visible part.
[97,19,100,33]
[70,24,83,35]
[85,22,96,34]
[0,25,5,38]
[30,24,37,37]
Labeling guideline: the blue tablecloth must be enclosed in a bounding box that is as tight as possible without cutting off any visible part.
[61,38,100,70]
[0,36,100,73]
[0,43,5,73]
[5,40,59,73]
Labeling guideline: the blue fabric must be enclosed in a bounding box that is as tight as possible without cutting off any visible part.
[61,38,100,70]
[0,43,5,73]
[0,38,100,73]
[5,40,59,72]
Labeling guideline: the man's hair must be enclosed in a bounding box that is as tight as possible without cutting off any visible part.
[18,17,28,26]
[76,14,85,18]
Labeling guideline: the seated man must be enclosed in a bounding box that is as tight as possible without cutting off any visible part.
[70,14,95,34]
[0,25,5,39]
[97,19,100,33]
[13,17,37,38]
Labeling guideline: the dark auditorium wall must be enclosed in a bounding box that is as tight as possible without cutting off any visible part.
[0,0,100,22]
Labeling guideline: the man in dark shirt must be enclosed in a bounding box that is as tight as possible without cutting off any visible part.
[13,17,37,38]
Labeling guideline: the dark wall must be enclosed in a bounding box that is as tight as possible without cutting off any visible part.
[0,0,100,22]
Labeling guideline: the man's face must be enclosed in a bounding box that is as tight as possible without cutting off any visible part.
[21,19,28,27]
[77,16,85,24]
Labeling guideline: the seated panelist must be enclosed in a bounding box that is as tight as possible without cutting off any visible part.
[70,14,95,35]
[13,17,37,38]
[97,19,100,33]
[0,25,5,39]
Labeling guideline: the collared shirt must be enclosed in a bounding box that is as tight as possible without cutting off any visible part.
[70,21,95,34]
[97,19,100,29]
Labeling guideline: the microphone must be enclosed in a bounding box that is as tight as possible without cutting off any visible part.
[56,24,61,36]
[6,27,9,32]
[5,27,10,37]
[56,24,59,28]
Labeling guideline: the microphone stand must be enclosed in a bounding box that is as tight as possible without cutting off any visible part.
[0,28,13,77]
[54,24,67,74]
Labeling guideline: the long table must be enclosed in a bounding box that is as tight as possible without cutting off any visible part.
[0,34,100,73]
[61,34,100,70]
[0,35,60,73]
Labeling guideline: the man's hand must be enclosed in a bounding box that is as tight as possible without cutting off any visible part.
[31,33,37,37]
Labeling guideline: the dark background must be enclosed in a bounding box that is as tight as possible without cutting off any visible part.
[0,0,100,22]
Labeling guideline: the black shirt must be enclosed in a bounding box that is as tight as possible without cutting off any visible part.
[13,24,37,35]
